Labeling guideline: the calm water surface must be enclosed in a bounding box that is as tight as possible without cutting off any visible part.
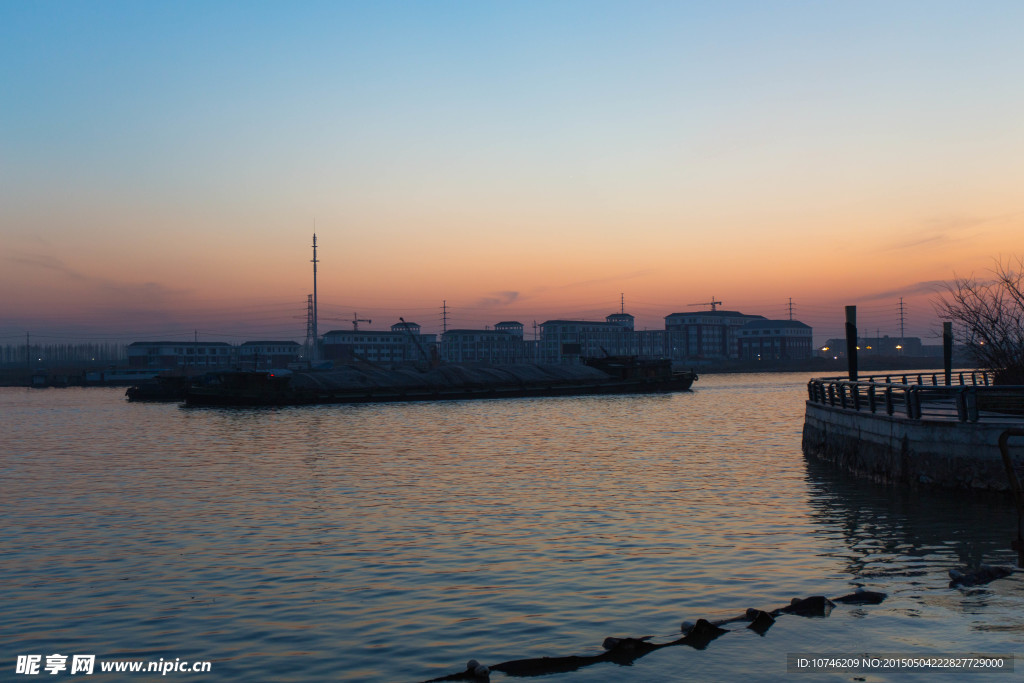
[3,373,1022,681]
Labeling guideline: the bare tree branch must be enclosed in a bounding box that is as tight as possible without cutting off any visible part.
[934,256,1024,383]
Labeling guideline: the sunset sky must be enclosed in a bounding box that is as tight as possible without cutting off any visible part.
[2,1,1022,347]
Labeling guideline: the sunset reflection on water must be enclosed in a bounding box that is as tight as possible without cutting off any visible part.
[3,376,1021,681]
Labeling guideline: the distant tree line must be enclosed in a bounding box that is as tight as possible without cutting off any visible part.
[0,342,126,366]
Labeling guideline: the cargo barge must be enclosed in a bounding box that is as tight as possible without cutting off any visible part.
[183,357,696,407]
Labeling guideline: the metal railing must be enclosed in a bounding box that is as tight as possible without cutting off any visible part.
[806,371,1024,423]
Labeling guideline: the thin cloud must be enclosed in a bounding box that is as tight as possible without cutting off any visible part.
[891,234,946,250]
[9,253,91,281]
[475,291,520,307]
[861,280,947,302]
[884,211,1021,252]
[7,252,191,302]
[534,269,654,294]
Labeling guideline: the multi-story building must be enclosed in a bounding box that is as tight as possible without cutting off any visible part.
[636,329,668,359]
[321,322,435,365]
[441,322,527,364]
[124,306,814,371]
[126,341,234,369]
[494,321,525,337]
[390,321,438,363]
[238,341,302,368]
[736,320,813,361]
[538,314,637,363]
[664,310,765,361]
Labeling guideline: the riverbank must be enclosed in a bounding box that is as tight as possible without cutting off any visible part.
[1,355,953,387]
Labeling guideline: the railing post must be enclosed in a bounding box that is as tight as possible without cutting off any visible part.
[839,384,848,409]
[828,384,836,406]
[868,384,876,413]
[966,388,979,422]
[943,321,953,385]
[905,387,920,419]
[956,388,967,422]
[852,383,861,411]
[885,385,894,415]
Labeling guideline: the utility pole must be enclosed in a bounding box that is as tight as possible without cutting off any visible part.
[898,297,906,352]
[311,232,319,361]
[788,297,794,321]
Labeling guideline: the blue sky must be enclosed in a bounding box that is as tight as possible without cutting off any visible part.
[2,1,1023,344]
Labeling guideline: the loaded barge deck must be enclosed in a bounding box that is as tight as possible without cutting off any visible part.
[183,357,697,407]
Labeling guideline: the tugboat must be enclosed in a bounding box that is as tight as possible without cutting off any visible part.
[182,370,294,406]
[125,374,195,402]
[583,355,697,390]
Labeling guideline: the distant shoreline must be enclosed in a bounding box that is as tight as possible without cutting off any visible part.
[691,356,957,375]
[0,356,963,388]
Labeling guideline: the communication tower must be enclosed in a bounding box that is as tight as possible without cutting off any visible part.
[305,294,315,360]
[311,233,319,361]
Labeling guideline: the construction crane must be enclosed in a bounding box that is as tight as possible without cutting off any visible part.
[351,313,371,331]
[688,297,723,312]
[398,317,432,365]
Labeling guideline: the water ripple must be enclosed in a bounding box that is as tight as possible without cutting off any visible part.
[2,378,1022,681]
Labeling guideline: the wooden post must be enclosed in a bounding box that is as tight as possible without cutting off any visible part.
[943,321,953,385]
[845,306,858,381]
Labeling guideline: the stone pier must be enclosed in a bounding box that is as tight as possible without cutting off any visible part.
[802,376,1024,491]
